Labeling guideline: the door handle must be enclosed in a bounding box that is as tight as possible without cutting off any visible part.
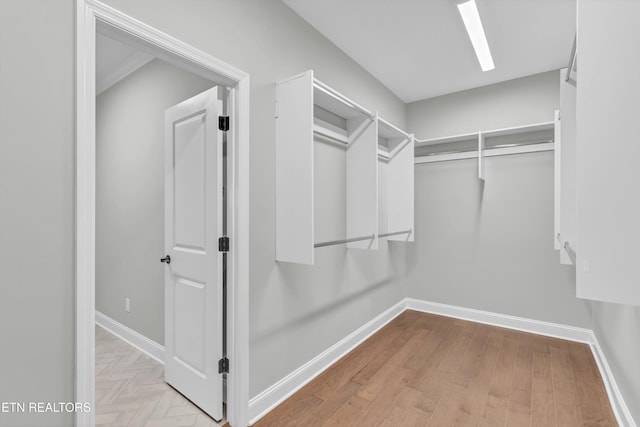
[160,255,171,264]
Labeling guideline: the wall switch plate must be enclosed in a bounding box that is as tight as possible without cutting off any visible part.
[125,297,130,313]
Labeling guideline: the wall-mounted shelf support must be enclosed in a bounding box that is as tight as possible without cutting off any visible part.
[478,131,485,180]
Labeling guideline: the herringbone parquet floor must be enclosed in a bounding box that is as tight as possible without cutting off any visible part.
[95,325,227,427]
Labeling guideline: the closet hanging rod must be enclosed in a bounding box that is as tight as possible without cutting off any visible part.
[314,233,375,248]
[379,229,412,238]
[566,34,577,86]
[314,127,348,145]
[563,241,576,263]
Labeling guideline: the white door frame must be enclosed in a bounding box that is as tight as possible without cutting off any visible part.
[75,1,250,426]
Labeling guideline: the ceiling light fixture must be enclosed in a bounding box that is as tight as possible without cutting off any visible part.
[457,0,495,71]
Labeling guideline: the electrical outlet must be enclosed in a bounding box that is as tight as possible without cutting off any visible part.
[125,298,130,313]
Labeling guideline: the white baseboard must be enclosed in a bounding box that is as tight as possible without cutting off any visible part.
[248,298,636,427]
[404,299,636,427]
[95,311,165,364]
[589,332,637,427]
[248,300,406,425]
[404,298,593,343]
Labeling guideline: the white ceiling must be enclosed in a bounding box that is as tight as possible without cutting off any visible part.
[282,0,576,103]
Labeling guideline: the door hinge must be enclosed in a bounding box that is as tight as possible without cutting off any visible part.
[218,357,229,374]
[218,236,230,252]
[218,116,229,131]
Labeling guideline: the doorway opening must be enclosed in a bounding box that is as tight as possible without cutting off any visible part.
[76,1,250,426]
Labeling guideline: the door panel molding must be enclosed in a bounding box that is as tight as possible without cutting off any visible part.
[164,87,223,419]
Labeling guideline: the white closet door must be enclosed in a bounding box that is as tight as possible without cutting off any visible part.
[163,87,224,420]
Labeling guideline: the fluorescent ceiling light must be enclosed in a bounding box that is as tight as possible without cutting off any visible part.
[457,0,495,71]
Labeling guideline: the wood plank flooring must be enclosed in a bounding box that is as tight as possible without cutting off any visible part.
[95,325,227,427]
[253,310,617,427]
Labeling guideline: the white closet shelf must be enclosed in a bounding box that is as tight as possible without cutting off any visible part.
[377,115,412,161]
[313,79,374,121]
[414,142,555,164]
[414,121,556,166]
[415,132,478,147]
[482,121,554,138]
[276,70,379,264]
[414,121,554,147]
[376,115,414,243]
[276,70,415,264]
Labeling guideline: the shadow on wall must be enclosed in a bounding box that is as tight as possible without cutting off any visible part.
[476,178,485,221]
[252,276,395,345]
[253,246,410,345]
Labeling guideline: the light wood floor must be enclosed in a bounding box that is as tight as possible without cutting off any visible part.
[254,310,617,427]
[95,325,227,427]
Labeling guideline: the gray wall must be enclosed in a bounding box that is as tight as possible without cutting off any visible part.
[3,1,637,424]
[576,2,640,419]
[0,1,75,426]
[96,59,215,345]
[100,0,408,398]
[590,303,640,422]
[404,71,592,328]
[407,71,640,422]
[407,70,560,140]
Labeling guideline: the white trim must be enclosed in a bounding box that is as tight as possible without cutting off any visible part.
[96,51,153,94]
[414,121,554,147]
[415,131,478,147]
[415,142,555,164]
[76,2,250,426]
[415,150,480,164]
[248,297,636,427]
[95,311,165,364]
[405,298,592,343]
[406,298,635,427]
[248,300,407,425]
[589,332,637,427]
[75,2,96,427]
[482,120,554,138]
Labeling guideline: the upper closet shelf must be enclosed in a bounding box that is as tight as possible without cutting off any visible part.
[313,78,374,121]
[377,116,412,161]
[414,121,555,181]
[275,70,378,264]
[415,131,478,147]
[415,121,555,167]
[482,121,554,138]
[275,70,414,264]
[415,122,554,147]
